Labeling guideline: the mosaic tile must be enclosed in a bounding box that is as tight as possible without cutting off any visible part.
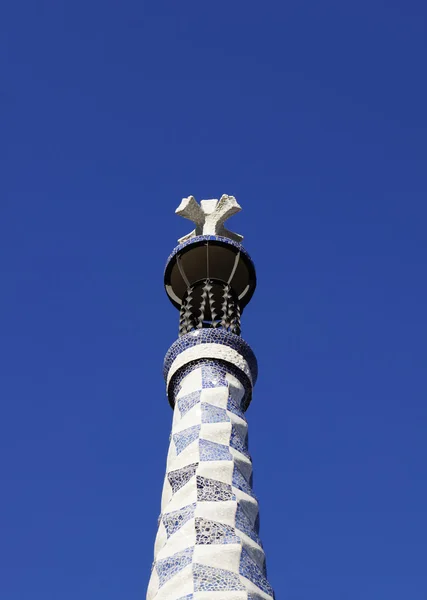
[201,363,228,388]
[227,393,246,419]
[193,563,245,592]
[173,425,201,454]
[199,438,232,462]
[163,329,258,386]
[230,425,250,458]
[239,548,274,596]
[196,476,235,502]
[232,465,255,497]
[177,391,201,416]
[195,517,240,545]
[235,504,262,546]
[254,513,260,534]
[156,547,194,587]
[168,463,198,494]
[169,359,252,411]
[201,402,230,423]
[162,503,196,538]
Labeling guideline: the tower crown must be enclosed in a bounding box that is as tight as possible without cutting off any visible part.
[175,194,243,243]
[164,195,256,337]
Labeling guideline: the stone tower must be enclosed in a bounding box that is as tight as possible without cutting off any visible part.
[146,195,275,600]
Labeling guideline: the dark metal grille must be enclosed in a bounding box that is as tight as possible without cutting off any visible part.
[179,280,241,337]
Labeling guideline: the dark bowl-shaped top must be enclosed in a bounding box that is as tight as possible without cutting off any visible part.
[164,235,256,310]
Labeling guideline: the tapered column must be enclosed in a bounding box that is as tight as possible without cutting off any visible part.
[147,331,274,600]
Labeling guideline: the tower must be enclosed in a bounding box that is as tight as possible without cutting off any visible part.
[146,195,275,600]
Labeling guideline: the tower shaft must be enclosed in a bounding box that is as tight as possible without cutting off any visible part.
[147,334,274,600]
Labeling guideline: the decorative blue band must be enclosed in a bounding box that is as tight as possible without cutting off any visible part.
[163,329,258,384]
[168,358,253,412]
[164,235,254,276]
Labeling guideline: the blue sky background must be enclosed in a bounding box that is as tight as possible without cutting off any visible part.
[1,1,426,598]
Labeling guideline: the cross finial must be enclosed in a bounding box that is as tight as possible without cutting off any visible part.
[175,194,243,244]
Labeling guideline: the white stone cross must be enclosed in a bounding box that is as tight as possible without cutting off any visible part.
[175,194,243,244]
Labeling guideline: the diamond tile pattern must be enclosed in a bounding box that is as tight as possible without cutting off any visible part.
[201,402,230,423]
[162,503,197,538]
[173,426,201,455]
[147,359,274,600]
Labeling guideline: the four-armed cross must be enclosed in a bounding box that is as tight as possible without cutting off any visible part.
[175,194,243,244]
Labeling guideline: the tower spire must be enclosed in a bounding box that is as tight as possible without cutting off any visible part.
[146,195,275,600]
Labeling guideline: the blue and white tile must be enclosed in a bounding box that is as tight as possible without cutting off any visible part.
[148,348,274,600]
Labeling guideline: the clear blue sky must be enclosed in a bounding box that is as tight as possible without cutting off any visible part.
[1,1,426,598]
